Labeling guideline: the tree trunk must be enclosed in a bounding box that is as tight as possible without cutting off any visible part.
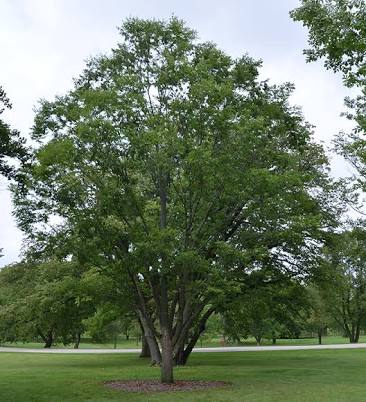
[355,324,360,343]
[272,337,276,344]
[174,344,187,366]
[44,330,53,348]
[137,310,161,365]
[174,307,215,366]
[159,276,174,383]
[36,326,53,348]
[74,332,81,349]
[140,334,151,358]
[350,325,360,343]
[143,328,161,366]
[160,326,174,383]
[318,329,322,345]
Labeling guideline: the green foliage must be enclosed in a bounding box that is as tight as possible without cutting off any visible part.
[85,305,139,344]
[292,1,366,195]
[0,261,102,346]
[0,86,27,180]
[15,17,337,277]
[291,0,366,87]
[223,277,309,344]
[198,313,224,345]
[305,284,332,341]
[315,224,366,342]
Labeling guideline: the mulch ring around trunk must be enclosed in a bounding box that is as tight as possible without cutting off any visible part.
[104,379,231,393]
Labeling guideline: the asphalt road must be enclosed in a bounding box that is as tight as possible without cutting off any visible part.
[1,343,366,354]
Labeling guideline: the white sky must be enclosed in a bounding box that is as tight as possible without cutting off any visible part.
[0,0,355,266]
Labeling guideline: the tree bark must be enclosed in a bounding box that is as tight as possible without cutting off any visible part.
[160,326,174,383]
[159,276,174,383]
[174,307,215,366]
[140,334,151,358]
[137,309,161,365]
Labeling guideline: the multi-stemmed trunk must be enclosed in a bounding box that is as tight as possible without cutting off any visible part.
[341,315,361,343]
[349,325,360,343]
[128,172,217,381]
[136,288,215,372]
[174,306,215,365]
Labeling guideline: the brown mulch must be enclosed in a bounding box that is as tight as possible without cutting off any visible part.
[104,379,231,393]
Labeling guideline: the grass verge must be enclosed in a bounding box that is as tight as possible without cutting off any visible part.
[1,349,366,401]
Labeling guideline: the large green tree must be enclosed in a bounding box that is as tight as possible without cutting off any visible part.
[14,18,339,382]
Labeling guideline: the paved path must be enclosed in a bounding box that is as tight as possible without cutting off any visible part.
[2,343,366,354]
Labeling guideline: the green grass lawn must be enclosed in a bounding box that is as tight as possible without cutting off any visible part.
[2,349,366,401]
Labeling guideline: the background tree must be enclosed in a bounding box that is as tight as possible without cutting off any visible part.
[196,313,224,347]
[315,225,366,343]
[14,18,339,383]
[85,305,139,348]
[223,275,309,345]
[0,261,101,348]
[305,285,331,344]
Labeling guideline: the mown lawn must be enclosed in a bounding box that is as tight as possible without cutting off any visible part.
[1,349,366,401]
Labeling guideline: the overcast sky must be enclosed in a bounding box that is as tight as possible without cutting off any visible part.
[0,0,355,266]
